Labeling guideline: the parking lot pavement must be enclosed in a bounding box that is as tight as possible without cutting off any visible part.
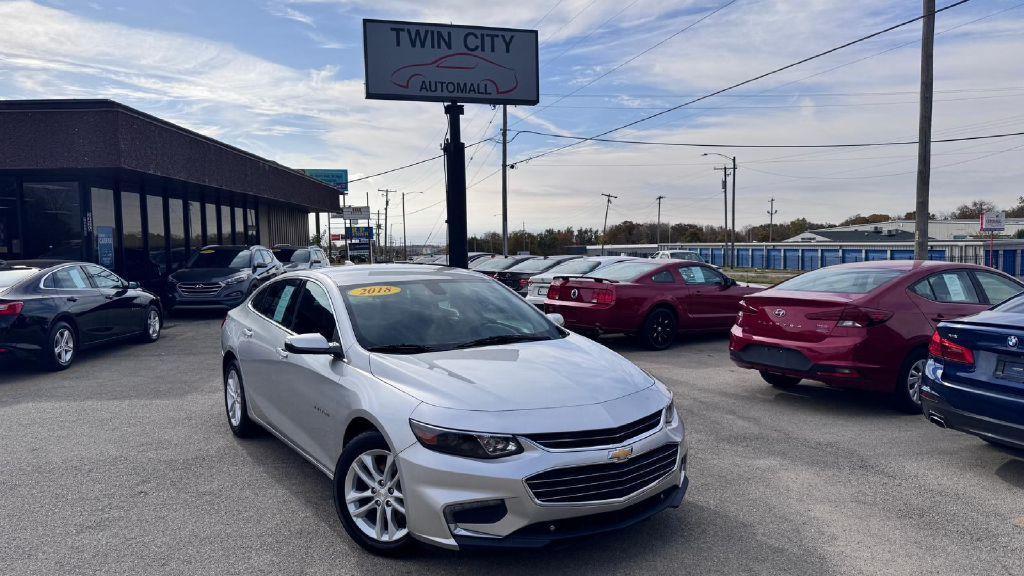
[2,317,1023,576]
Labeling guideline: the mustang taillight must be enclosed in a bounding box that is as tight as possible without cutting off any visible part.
[593,288,615,305]
[0,301,24,317]
[547,283,562,300]
[929,331,975,366]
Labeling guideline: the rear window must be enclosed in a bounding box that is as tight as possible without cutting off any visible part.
[775,268,904,294]
[547,259,600,276]
[507,257,571,273]
[588,261,662,282]
[475,256,528,272]
[0,268,38,289]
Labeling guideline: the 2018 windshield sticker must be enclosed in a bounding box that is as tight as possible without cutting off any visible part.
[200,249,215,254]
[349,286,401,297]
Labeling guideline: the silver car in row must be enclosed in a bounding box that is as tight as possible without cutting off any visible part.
[220,264,688,554]
[524,255,639,307]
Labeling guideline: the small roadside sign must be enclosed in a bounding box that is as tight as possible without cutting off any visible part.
[980,210,1006,232]
[342,206,371,220]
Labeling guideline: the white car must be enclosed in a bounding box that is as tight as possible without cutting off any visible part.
[525,256,639,307]
[220,264,687,554]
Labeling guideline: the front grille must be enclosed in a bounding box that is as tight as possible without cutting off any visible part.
[526,411,662,449]
[177,282,223,296]
[525,443,679,504]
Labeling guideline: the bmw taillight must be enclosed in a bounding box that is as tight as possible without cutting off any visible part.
[0,301,24,317]
[807,306,892,327]
[928,331,974,366]
[594,288,615,305]
[519,278,529,290]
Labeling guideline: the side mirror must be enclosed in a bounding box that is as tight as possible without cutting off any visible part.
[723,277,737,289]
[284,333,345,358]
[546,312,565,327]
[255,261,269,269]
[127,281,140,289]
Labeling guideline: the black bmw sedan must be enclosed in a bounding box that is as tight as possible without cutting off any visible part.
[0,260,162,371]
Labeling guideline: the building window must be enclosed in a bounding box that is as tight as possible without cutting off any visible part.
[168,197,186,273]
[205,201,218,244]
[246,202,258,245]
[188,199,203,252]
[91,187,117,270]
[0,177,20,258]
[22,182,82,260]
[147,193,166,279]
[234,205,244,245]
[121,188,144,281]
[220,199,231,246]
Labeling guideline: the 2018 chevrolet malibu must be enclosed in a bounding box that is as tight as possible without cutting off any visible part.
[220,264,687,554]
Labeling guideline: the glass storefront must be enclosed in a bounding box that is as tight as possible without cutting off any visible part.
[120,188,147,283]
[188,200,203,251]
[0,177,20,259]
[234,206,244,245]
[246,203,258,245]
[205,201,218,244]
[168,197,186,273]
[22,182,82,260]
[146,194,166,279]
[220,199,231,246]
[91,187,117,269]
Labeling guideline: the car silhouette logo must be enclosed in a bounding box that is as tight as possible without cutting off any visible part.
[1009,335,1019,348]
[773,308,786,318]
[570,288,579,300]
[390,52,519,95]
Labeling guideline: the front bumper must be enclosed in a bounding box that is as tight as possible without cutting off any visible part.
[921,361,1024,449]
[396,418,687,550]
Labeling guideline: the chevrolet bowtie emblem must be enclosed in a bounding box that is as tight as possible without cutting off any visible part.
[608,446,633,462]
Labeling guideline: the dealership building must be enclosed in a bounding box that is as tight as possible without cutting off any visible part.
[0,99,339,289]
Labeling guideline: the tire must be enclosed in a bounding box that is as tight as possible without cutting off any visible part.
[223,360,256,437]
[760,370,801,389]
[893,349,927,414]
[334,431,413,556]
[139,305,161,343]
[43,320,76,371]
[639,308,677,350]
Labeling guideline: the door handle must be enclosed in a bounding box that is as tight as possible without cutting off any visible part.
[104,295,115,300]
[277,348,289,359]
[66,296,79,303]
[242,328,254,338]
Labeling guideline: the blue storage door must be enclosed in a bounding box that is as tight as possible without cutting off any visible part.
[822,249,841,267]
[928,249,946,262]
[784,249,801,270]
[1003,250,1019,276]
[752,249,765,269]
[768,249,783,269]
[711,248,724,266]
[865,249,887,262]
[891,250,914,260]
[842,249,864,263]
[699,248,711,262]
[737,249,751,268]
[801,249,819,270]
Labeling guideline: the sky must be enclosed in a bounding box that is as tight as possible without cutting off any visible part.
[1,0,1023,246]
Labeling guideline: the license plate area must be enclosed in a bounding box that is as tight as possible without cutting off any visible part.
[995,358,1024,383]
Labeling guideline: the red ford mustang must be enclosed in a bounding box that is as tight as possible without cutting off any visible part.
[729,260,1024,412]
[545,260,763,350]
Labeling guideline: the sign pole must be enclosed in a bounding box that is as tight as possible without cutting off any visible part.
[501,104,509,257]
[367,191,374,264]
[444,101,469,269]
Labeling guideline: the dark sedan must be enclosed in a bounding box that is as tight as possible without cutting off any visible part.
[472,254,537,277]
[0,260,162,370]
[494,254,581,295]
[922,296,1024,450]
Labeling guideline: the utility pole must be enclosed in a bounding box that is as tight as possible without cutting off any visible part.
[378,189,393,262]
[914,0,935,260]
[366,191,374,264]
[655,195,666,246]
[374,210,382,261]
[767,198,778,243]
[714,166,730,266]
[501,105,509,257]
[730,156,737,267]
[600,193,617,256]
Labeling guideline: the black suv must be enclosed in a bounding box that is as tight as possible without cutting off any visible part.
[272,245,330,271]
[166,245,281,310]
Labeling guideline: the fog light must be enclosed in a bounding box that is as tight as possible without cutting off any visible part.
[443,499,508,526]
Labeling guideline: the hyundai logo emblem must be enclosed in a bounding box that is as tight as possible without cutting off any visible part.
[570,288,579,300]
[1008,335,1019,348]
[773,308,787,318]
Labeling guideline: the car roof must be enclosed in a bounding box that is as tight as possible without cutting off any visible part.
[827,260,971,272]
[316,263,482,286]
[0,259,77,271]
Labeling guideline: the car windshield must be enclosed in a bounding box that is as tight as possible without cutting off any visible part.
[185,248,251,269]
[474,256,528,272]
[340,277,564,353]
[287,249,310,264]
[507,257,570,274]
[775,268,905,294]
[0,268,38,289]
[546,259,601,276]
[588,261,662,282]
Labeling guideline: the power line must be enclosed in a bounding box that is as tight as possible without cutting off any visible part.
[541,0,645,66]
[509,0,974,167]
[349,139,489,184]
[532,93,1024,110]
[537,86,1024,98]
[539,0,600,45]
[533,0,566,28]
[509,128,1024,149]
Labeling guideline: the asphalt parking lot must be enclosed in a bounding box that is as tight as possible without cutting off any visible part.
[2,314,1023,576]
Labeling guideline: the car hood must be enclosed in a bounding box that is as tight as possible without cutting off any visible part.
[368,333,654,411]
[170,268,246,282]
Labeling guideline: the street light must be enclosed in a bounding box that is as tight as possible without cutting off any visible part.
[703,152,737,267]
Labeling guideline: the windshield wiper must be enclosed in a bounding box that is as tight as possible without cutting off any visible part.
[453,334,552,350]
[366,344,436,354]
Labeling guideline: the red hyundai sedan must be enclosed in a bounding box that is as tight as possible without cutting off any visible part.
[729,260,1024,412]
[545,260,763,350]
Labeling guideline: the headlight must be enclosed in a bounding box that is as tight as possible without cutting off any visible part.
[410,420,523,459]
[663,400,677,426]
[223,273,250,286]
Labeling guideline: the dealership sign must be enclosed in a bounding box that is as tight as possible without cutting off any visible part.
[300,169,348,192]
[363,19,539,105]
[346,226,374,240]
[341,206,371,220]
[981,210,1006,232]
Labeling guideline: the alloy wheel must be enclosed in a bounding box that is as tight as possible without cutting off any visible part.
[147,309,161,340]
[907,358,926,406]
[225,368,243,427]
[651,314,672,347]
[344,449,407,543]
[54,328,74,366]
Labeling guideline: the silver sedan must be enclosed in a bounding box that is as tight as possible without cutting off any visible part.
[220,264,688,554]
